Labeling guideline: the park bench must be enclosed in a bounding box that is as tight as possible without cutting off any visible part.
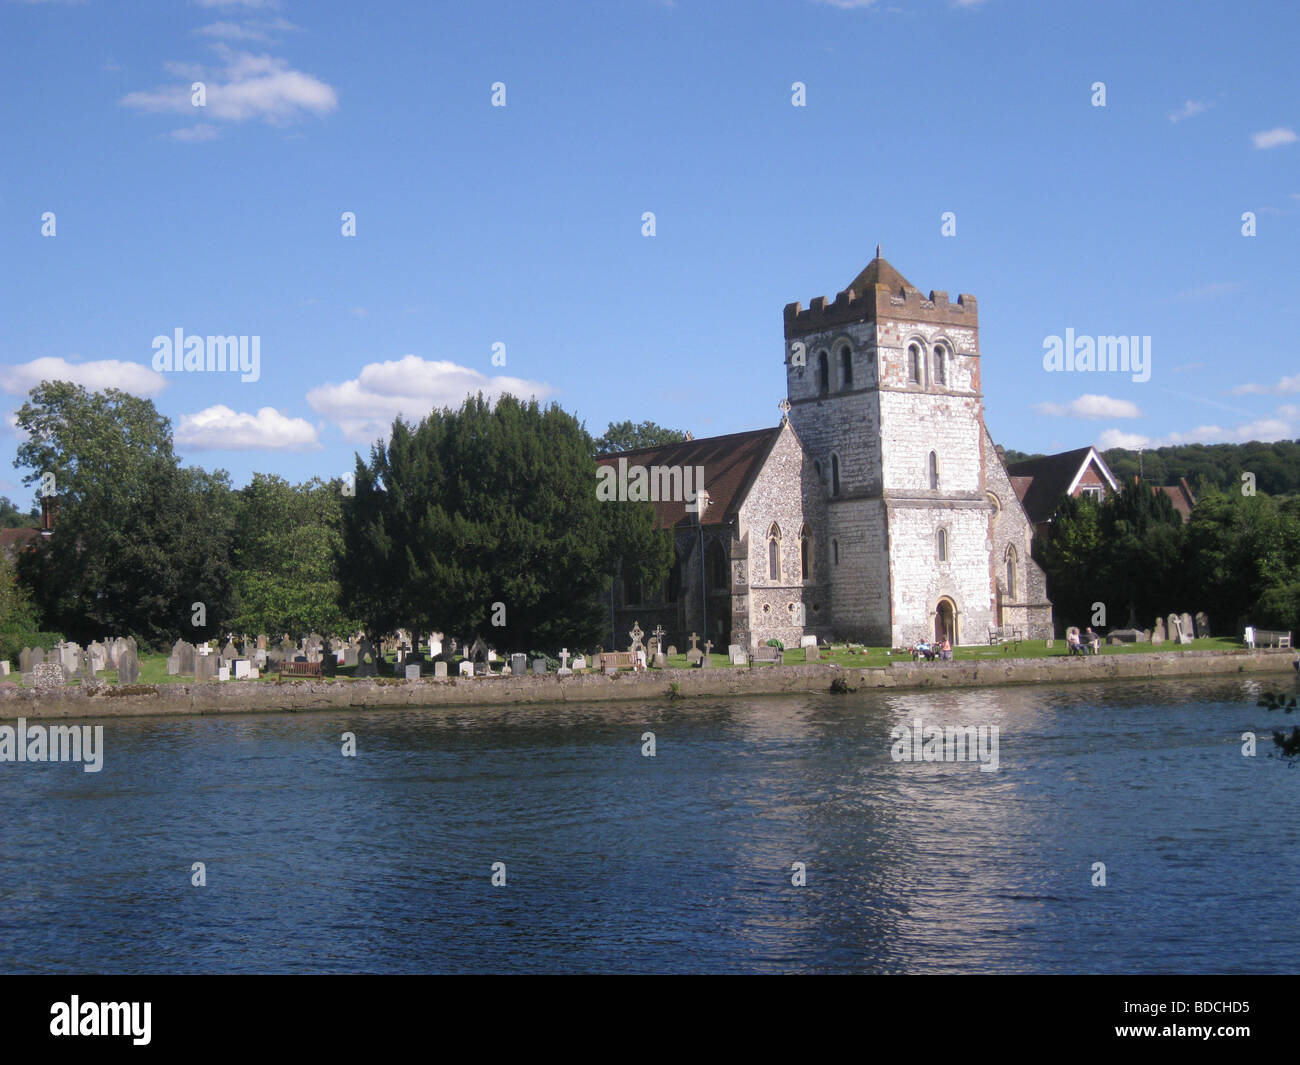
[278,660,322,679]
[599,651,640,671]
[1248,628,1292,649]
[751,645,784,665]
[988,625,1024,649]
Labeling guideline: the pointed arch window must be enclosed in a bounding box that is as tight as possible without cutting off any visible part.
[1006,545,1018,601]
[929,451,940,491]
[839,345,853,388]
[799,524,812,581]
[831,454,841,497]
[832,539,839,566]
[767,523,782,582]
[708,540,728,592]
[817,350,829,395]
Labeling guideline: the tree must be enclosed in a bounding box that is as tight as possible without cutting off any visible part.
[0,497,38,528]
[228,475,358,636]
[593,420,686,455]
[12,382,236,645]
[341,394,672,650]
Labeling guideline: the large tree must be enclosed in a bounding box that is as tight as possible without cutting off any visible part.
[13,382,236,645]
[228,474,357,637]
[593,420,686,455]
[340,394,671,650]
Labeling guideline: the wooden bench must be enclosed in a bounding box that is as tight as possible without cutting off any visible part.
[279,660,322,678]
[751,646,784,665]
[1250,628,1292,649]
[599,651,640,671]
[988,625,1023,650]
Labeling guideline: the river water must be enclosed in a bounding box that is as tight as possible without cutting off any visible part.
[1,675,1297,974]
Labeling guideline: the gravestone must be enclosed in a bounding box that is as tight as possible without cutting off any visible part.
[178,641,197,675]
[805,645,818,663]
[321,651,338,677]
[116,650,139,681]
[218,665,230,682]
[648,625,666,659]
[111,637,129,668]
[87,641,108,673]
[1195,612,1210,638]
[59,643,81,675]
[1178,612,1195,645]
[572,655,586,671]
[256,634,268,651]
[429,634,442,657]
[234,659,251,679]
[458,660,473,677]
[355,638,378,678]
[652,650,666,669]
[32,662,66,690]
[557,649,572,676]
[434,661,447,679]
[729,644,748,666]
[221,641,238,663]
[685,633,703,667]
[1166,614,1182,643]
[406,664,421,681]
[166,654,181,674]
[1152,618,1166,645]
[196,656,220,681]
[532,659,547,675]
[343,646,358,668]
[666,646,677,656]
[19,648,32,673]
[701,640,713,668]
[30,647,46,666]
[510,654,528,676]
[800,634,818,648]
[628,621,644,654]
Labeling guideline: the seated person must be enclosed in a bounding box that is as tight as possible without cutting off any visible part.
[1084,627,1101,655]
[912,640,933,661]
[1066,629,1084,655]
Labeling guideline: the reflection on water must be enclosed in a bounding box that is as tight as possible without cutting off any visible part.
[0,675,1297,973]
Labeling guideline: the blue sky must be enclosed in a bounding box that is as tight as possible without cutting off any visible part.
[2,0,1298,500]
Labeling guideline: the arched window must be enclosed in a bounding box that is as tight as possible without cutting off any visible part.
[817,350,829,395]
[814,459,822,482]
[839,345,853,388]
[831,454,841,497]
[929,451,939,490]
[665,556,682,603]
[767,523,782,582]
[832,539,839,565]
[1006,545,1018,600]
[799,524,812,581]
[908,342,923,384]
[933,343,947,386]
[624,571,642,605]
[708,540,728,592]
[936,528,948,562]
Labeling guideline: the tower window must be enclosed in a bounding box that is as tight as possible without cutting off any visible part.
[767,523,782,582]
[937,528,948,563]
[799,524,812,582]
[929,451,940,490]
[934,343,947,386]
[830,454,841,497]
[817,350,829,395]
[1006,545,1018,600]
[908,343,922,384]
[840,345,853,388]
[832,539,839,565]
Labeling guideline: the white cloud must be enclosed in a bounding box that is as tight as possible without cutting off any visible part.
[1033,394,1141,419]
[175,405,319,451]
[1098,405,1300,450]
[1231,373,1300,395]
[195,0,279,8]
[194,17,297,42]
[121,45,337,126]
[0,357,165,398]
[1251,127,1297,150]
[1169,100,1207,122]
[166,123,219,142]
[306,355,556,443]
[813,0,879,7]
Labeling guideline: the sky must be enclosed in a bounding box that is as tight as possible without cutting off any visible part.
[2,0,1298,502]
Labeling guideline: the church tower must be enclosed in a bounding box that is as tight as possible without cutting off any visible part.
[783,249,997,647]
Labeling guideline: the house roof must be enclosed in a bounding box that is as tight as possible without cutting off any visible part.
[595,426,782,529]
[1157,478,1196,521]
[0,527,39,560]
[1004,446,1119,524]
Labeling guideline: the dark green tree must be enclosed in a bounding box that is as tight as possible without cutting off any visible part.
[593,420,686,455]
[340,394,671,650]
[12,382,236,645]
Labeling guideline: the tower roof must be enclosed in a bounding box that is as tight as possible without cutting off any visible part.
[846,249,918,298]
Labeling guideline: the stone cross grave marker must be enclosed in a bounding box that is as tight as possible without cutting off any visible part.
[686,632,703,667]
[557,649,571,676]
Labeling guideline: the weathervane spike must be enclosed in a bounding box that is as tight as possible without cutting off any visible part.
[876,243,882,259]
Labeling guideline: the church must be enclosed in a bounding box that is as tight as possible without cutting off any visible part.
[596,250,1054,652]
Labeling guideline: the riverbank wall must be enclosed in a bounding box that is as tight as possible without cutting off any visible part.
[2,647,1297,721]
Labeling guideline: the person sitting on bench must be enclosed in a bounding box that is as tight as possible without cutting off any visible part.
[1067,629,1085,655]
[1084,627,1101,655]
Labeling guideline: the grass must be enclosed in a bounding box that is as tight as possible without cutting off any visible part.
[3,636,1263,688]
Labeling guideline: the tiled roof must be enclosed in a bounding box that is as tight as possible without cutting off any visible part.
[1004,446,1098,524]
[0,527,39,559]
[1157,479,1196,521]
[595,427,782,529]
[845,253,917,298]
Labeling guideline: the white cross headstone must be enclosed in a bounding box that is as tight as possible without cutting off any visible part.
[557,648,572,675]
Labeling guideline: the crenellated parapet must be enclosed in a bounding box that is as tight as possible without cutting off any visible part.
[785,284,978,339]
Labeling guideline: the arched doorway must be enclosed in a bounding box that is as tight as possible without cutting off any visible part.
[935,598,957,644]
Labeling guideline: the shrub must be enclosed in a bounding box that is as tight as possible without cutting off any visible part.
[766,638,784,650]
[0,630,65,667]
